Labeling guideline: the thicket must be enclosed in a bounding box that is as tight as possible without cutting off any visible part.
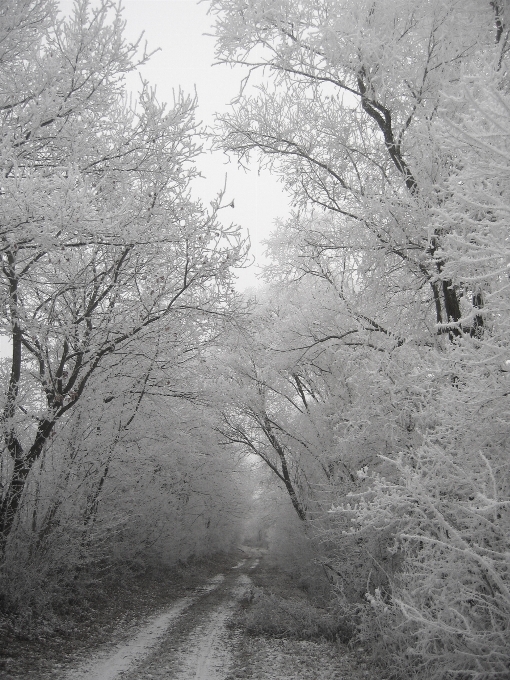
[208,1,510,677]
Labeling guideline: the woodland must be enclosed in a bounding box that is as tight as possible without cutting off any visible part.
[0,1,509,679]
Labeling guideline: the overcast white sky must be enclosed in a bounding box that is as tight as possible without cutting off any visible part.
[115,0,290,288]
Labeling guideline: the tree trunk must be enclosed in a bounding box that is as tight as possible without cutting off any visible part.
[471,290,484,338]
[0,420,54,554]
[83,460,110,529]
[431,278,462,338]
[261,413,307,521]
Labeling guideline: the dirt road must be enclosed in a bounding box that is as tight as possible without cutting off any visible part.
[34,551,377,680]
[61,559,254,680]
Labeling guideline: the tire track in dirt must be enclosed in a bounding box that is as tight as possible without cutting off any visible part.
[62,574,226,680]
[171,573,252,680]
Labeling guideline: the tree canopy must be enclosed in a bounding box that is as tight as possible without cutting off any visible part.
[1,2,509,677]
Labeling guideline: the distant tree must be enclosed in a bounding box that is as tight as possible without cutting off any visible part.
[212,317,312,522]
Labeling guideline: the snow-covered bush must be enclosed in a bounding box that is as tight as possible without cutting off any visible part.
[334,424,510,678]
[241,589,353,642]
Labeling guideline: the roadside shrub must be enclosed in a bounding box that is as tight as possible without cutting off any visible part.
[331,439,510,680]
[354,598,422,680]
[318,519,403,604]
[241,589,354,642]
[0,559,60,637]
[265,500,333,602]
[0,526,112,637]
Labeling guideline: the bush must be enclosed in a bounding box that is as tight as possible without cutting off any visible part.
[332,440,510,680]
[240,588,354,642]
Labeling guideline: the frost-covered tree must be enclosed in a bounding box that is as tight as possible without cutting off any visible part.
[208,2,510,676]
[433,78,510,352]
[0,0,246,550]
[209,0,508,338]
[209,313,314,522]
[212,283,422,525]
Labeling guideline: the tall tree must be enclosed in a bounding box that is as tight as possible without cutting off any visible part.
[209,0,508,338]
[0,0,246,550]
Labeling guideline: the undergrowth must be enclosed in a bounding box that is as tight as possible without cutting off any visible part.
[239,587,354,643]
[0,550,234,639]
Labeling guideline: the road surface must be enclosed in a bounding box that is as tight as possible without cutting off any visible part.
[62,558,254,680]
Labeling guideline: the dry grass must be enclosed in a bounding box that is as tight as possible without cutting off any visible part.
[240,590,353,642]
